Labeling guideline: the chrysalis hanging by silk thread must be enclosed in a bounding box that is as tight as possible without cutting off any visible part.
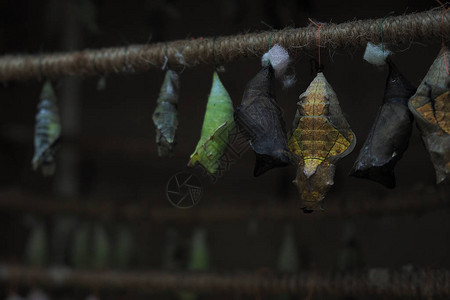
[350,43,416,188]
[289,72,356,212]
[188,71,234,174]
[32,80,61,176]
[235,44,293,177]
[408,48,450,184]
[153,69,180,157]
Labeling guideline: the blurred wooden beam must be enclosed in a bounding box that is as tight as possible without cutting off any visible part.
[0,186,448,222]
[0,265,449,297]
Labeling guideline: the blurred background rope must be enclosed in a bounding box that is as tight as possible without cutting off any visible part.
[0,265,449,297]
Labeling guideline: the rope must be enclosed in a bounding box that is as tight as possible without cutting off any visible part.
[0,265,449,297]
[0,187,448,221]
[0,9,448,81]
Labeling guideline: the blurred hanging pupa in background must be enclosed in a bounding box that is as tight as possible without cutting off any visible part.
[350,43,416,188]
[188,71,234,174]
[92,224,110,269]
[114,224,134,269]
[408,48,450,184]
[32,80,61,176]
[179,227,211,300]
[289,71,356,212]
[24,217,48,267]
[152,67,180,157]
[71,222,91,269]
[235,44,294,176]
[277,225,299,272]
[276,225,299,300]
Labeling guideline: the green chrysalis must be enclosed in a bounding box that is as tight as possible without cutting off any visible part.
[188,71,234,174]
[32,80,61,176]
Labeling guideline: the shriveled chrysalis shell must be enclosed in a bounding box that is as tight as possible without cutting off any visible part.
[235,66,292,176]
[153,69,180,157]
[289,72,356,212]
[350,61,416,188]
[408,48,450,184]
[32,80,61,176]
[188,71,234,174]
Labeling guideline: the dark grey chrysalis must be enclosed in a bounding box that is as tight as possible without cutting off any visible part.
[152,69,180,157]
[350,61,416,188]
[32,80,61,176]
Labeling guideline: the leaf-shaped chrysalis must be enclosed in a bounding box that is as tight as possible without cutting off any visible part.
[289,72,356,212]
[351,43,416,188]
[235,44,293,176]
[188,71,234,174]
[153,69,180,157]
[408,48,450,184]
[32,80,61,176]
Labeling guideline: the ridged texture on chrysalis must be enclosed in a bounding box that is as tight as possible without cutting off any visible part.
[289,72,356,212]
[32,80,61,176]
[408,48,450,184]
[350,61,416,188]
[235,66,292,176]
[188,71,234,174]
[153,69,180,157]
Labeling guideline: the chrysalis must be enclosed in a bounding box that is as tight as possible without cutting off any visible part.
[114,224,134,269]
[179,227,210,300]
[32,80,61,176]
[235,44,293,176]
[92,224,110,269]
[25,217,48,267]
[188,71,234,174]
[277,225,299,272]
[152,69,180,157]
[351,45,416,188]
[289,72,356,212]
[72,222,90,269]
[408,48,450,184]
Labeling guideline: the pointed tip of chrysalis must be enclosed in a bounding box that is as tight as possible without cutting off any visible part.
[349,164,396,189]
[253,152,291,177]
[363,42,391,67]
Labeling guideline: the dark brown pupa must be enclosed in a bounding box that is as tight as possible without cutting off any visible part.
[350,61,416,188]
[235,66,292,176]
[408,48,450,184]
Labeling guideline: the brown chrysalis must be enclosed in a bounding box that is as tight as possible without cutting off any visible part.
[350,61,416,188]
[289,72,356,212]
[408,48,450,184]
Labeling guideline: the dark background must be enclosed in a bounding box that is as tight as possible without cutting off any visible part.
[0,0,449,299]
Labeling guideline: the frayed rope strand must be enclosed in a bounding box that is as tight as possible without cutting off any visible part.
[308,18,323,66]
[0,9,448,81]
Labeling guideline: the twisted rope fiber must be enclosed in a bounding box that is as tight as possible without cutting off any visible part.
[1,266,450,296]
[0,9,448,81]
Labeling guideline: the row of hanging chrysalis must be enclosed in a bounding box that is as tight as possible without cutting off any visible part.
[32,43,449,213]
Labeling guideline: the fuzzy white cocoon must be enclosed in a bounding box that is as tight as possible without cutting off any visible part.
[363,42,391,66]
[262,44,290,77]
